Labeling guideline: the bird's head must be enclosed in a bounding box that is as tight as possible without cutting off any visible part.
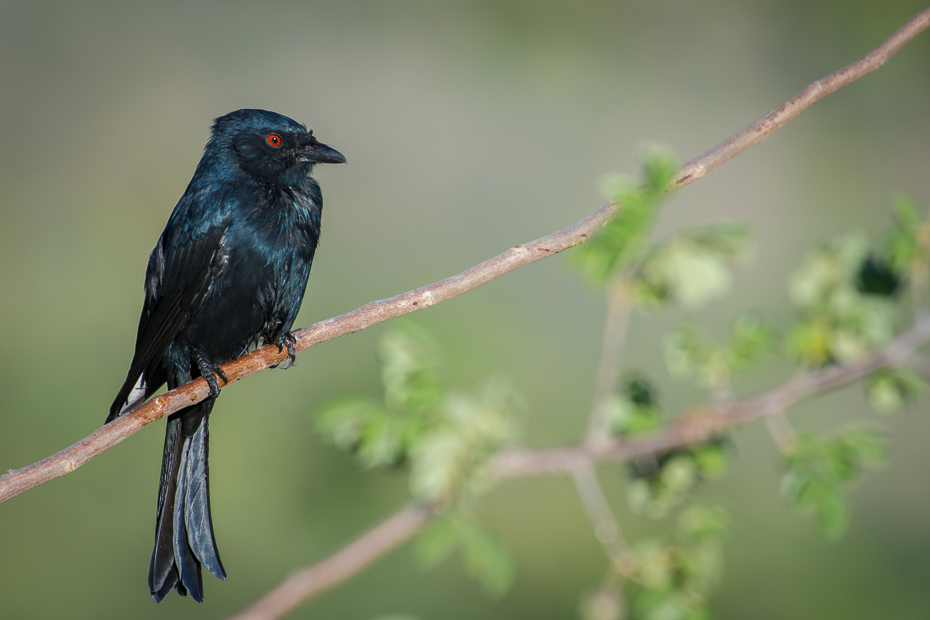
[208,109,346,185]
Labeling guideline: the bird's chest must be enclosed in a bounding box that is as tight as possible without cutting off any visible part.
[230,190,320,272]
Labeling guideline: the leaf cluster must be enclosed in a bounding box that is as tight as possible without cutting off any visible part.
[573,151,751,315]
[867,367,927,414]
[628,505,730,620]
[416,512,515,597]
[626,441,729,519]
[787,230,901,365]
[602,375,664,437]
[633,224,750,309]
[887,194,929,275]
[665,315,777,390]
[781,428,888,538]
[316,323,520,504]
[572,151,676,285]
[315,322,445,468]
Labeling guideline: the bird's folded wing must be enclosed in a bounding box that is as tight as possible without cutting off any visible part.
[109,190,235,421]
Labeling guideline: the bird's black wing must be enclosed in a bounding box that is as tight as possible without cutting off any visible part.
[109,186,236,422]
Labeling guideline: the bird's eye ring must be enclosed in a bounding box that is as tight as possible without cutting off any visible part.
[266,134,282,148]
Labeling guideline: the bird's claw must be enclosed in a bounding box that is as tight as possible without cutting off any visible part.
[275,332,298,368]
[196,355,227,397]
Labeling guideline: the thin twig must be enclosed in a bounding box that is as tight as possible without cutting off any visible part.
[668,9,930,191]
[571,465,633,572]
[910,218,930,319]
[226,504,434,620]
[6,7,928,506]
[904,351,930,380]
[586,281,634,446]
[763,414,799,453]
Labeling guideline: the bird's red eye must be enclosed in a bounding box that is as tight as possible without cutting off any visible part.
[266,134,282,148]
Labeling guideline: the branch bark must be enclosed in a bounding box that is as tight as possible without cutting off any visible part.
[492,316,930,480]
[4,7,927,505]
[226,504,434,620]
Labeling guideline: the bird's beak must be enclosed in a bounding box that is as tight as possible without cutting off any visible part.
[301,141,347,165]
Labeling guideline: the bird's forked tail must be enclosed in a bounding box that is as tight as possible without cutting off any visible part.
[149,401,226,603]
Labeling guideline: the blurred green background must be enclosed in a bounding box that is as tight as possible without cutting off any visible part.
[1,1,929,618]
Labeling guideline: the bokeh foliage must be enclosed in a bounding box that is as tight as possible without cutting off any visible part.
[317,145,929,619]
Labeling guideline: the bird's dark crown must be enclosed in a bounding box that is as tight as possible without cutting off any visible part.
[203,109,345,186]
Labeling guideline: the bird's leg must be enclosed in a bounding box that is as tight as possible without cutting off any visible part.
[195,353,228,397]
[274,332,298,367]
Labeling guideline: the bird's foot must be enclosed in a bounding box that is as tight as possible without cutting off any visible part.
[196,354,228,397]
[274,332,298,368]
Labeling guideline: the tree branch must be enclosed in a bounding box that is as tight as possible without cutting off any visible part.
[492,316,930,480]
[571,464,634,572]
[226,503,434,620]
[585,280,634,446]
[5,7,927,505]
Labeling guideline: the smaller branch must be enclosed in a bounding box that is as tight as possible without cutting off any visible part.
[227,504,433,620]
[904,351,930,381]
[586,281,634,446]
[669,9,930,190]
[493,315,930,480]
[763,414,798,453]
[910,218,930,319]
[571,464,633,573]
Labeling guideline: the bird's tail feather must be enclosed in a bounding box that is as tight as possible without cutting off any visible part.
[149,400,226,603]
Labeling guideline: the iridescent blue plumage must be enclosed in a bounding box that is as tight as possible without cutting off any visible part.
[108,109,345,602]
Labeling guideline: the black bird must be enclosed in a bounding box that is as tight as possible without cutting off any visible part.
[108,109,345,602]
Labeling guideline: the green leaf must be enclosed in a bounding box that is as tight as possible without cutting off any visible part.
[599,173,636,202]
[415,516,461,568]
[663,246,732,308]
[410,379,520,502]
[893,193,922,233]
[691,442,729,480]
[840,427,890,463]
[378,322,446,415]
[660,455,698,493]
[315,396,388,452]
[604,375,664,436]
[886,194,925,274]
[356,413,407,468]
[571,149,678,285]
[629,505,729,620]
[678,504,730,540]
[665,315,775,389]
[787,230,900,366]
[634,223,751,310]
[641,148,677,195]
[459,522,516,597]
[633,540,674,590]
[782,429,887,538]
[727,314,778,370]
[867,368,927,414]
